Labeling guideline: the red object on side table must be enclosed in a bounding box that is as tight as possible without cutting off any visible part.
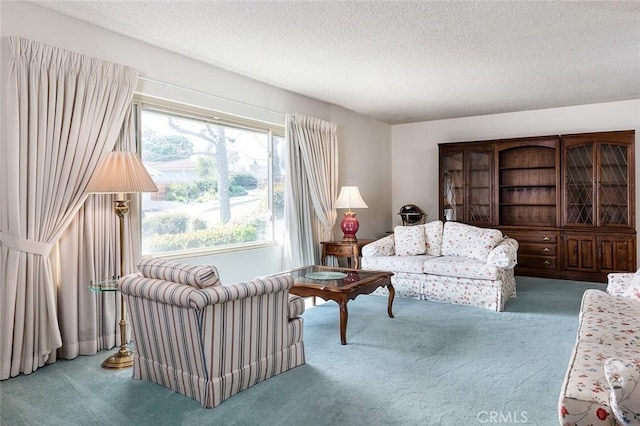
[340,211,360,242]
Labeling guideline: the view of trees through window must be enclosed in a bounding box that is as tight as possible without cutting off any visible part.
[140,106,285,254]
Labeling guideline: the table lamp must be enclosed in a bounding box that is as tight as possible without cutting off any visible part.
[334,186,368,242]
[86,151,158,368]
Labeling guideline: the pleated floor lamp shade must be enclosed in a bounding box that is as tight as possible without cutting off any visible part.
[86,151,158,195]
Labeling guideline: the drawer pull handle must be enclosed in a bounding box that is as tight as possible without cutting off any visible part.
[543,260,551,265]
[542,236,551,241]
[542,247,550,253]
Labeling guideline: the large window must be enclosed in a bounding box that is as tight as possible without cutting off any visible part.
[138,102,285,255]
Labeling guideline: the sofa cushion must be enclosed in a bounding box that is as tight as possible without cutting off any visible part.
[421,220,444,256]
[361,255,429,274]
[441,222,503,262]
[579,311,640,349]
[580,289,640,318]
[394,225,427,256]
[422,256,501,280]
[137,258,220,288]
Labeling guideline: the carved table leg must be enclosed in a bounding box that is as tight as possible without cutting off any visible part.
[387,284,395,318]
[339,300,349,345]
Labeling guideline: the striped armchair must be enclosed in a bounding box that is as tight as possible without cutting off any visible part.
[118,259,305,408]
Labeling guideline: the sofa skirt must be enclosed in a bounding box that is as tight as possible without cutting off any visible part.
[371,270,516,312]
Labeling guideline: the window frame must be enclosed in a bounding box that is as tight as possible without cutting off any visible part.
[133,96,285,258]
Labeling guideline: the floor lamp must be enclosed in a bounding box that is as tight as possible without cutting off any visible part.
[86,151,158,369]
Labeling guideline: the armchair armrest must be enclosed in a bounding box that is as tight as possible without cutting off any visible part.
[604,358,640,425]
[119,274,294,309]
[199,276,294,305]
[361,234,395,257]
[487,237,519,269]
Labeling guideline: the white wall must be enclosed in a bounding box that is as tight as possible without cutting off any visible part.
[8,1,636,279]
[2,1,392,282]
[391,99,640,253]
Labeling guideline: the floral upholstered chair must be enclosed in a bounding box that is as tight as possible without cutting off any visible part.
[118,258,305,408]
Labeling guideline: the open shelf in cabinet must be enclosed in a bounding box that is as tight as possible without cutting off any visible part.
[497,144,558,228]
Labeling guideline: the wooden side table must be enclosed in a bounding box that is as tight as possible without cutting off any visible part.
[320,240,373,269]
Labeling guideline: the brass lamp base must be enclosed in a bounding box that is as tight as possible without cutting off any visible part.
[101,348,134,369]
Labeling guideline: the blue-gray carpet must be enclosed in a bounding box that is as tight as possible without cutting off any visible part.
[0,276,602,426]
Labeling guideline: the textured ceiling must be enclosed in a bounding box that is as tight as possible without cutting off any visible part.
[28,1,640,124]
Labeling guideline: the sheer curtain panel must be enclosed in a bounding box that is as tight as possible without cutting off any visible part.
[0,37,138,379]
[55,106,139,359]
[283,114,338,269]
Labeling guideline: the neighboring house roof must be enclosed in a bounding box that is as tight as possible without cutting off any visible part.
[146,158,197,171]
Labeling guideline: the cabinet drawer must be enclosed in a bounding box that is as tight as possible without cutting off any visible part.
[518,242,557,256]
[324,245,354,256]
[518,255,557,270]
[508,232,557,244]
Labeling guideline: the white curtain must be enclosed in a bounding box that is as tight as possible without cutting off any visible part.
[0,37,138,379]
[55,106,139,359]
[283,114,338,269]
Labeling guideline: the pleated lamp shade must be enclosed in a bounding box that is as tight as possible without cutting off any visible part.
[86,151,158,195]
[334,186,368,210]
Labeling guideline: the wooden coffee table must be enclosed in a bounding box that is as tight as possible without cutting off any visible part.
[274,265,395,345]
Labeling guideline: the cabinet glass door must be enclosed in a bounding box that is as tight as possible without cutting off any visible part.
[467,151,491,224]
[565,144,595,225]
[440,146,493,225]
[442,152,464,222]
[598,143,630,226]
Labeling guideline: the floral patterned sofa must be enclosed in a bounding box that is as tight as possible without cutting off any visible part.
[360,221,518,312]
[558,272,640,425]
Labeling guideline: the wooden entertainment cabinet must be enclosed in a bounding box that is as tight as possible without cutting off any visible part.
[439,130,636,282]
